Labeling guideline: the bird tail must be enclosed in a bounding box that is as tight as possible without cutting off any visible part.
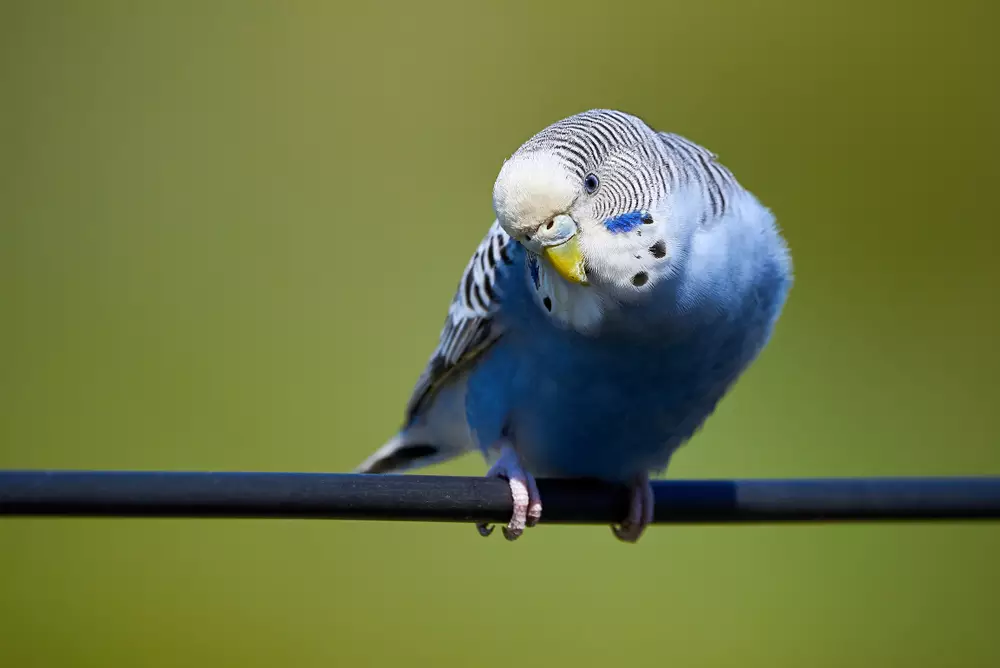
[354,426,464,474]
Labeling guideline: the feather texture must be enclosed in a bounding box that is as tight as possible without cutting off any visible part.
[404,221,515,420]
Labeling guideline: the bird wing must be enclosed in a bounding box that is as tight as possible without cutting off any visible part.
[404,220,517,421]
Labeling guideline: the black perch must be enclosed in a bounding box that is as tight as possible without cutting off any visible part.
[1,471,999,524]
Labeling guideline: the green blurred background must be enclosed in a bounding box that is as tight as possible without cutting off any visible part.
[1,1,997,666]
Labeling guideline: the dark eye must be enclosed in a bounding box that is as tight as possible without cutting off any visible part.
[583,173,599,194]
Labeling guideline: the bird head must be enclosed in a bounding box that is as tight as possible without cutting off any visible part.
[492,110,686,304]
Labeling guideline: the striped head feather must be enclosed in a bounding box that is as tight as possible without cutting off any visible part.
[492,109,747,333]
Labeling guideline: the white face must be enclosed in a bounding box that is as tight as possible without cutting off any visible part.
[492,152,579,236]
[492,143,681,331]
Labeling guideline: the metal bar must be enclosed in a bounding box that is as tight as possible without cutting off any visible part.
[2,470,999,524]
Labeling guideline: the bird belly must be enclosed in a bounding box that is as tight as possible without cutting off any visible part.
[464,326,750,482]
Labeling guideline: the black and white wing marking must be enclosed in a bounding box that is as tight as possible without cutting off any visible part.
[404,220,517,421]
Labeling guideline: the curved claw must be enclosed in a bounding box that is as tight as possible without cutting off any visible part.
[475,444,542,541]
[612,474,654,543]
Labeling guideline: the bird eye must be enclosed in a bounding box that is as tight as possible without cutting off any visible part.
[583,173,599,194]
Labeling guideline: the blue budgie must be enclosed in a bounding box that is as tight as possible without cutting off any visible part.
[357,109,792,542]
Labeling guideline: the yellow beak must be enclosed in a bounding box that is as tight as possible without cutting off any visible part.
[542,234,588,285]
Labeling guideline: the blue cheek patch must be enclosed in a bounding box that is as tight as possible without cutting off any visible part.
[527,254,540,289]
[604,211,647,234]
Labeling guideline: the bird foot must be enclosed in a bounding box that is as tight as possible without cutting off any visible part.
[476,445,542,540]
[612,474,654,543]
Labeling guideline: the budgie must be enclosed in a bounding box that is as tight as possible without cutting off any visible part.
[356,109,792,542]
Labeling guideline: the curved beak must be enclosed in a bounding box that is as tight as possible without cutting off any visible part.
[541,215,588,285]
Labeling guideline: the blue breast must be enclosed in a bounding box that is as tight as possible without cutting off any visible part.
[463,244,786,482]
